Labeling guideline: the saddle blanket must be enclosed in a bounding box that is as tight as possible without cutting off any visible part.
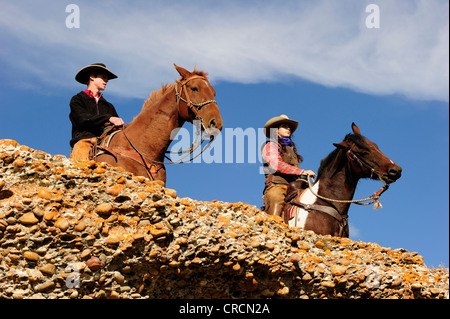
[286,205,296,221]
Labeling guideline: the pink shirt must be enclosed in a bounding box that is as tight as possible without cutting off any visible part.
[262,141,305,175]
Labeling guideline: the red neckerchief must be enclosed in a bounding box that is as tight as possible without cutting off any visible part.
[84,89,102,103]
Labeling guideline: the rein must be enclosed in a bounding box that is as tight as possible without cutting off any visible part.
[304,175,389,209]
[289,173,388,237]
[120,124,214,166]
[288,145,391,235]
[302,144,391,209]
[174,75,217,120]
[96,74,218,178]
[347,147,380,179]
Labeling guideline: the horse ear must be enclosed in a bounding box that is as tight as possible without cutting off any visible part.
[174,64,191,79]
[351,122,361,135]
[333,141,350,149]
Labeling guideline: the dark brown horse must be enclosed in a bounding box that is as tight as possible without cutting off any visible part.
[95,64,223,185]
[285,123,402,237]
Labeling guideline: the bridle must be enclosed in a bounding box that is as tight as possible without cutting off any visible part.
[346,145,383,180]
[305,144,391,208]
[96,75,219,180]
[174,75,217,122]
[166,74,218,156]
[289,144,391,236]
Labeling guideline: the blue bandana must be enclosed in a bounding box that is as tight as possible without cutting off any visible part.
[279,136,293,146]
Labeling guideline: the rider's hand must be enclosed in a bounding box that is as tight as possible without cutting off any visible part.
[109,117,124,126]
[302,170,316,177]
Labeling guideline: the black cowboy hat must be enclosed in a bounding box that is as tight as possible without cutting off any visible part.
[75,63,118,84]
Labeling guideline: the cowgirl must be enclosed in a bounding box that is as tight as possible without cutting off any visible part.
[262,115,316,217]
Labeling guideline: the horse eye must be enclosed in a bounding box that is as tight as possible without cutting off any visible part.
[358,150,369,156]
[191,87,198,92]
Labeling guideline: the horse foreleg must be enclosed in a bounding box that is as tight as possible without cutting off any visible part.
[288,206,310,229]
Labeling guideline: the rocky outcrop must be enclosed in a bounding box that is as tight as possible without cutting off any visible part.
[0,139,448,299]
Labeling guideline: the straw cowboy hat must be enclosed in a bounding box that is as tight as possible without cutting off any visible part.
[264,114,299,138]
[75,63,118,84]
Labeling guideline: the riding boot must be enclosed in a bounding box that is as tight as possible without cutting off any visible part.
[70,138,96,162]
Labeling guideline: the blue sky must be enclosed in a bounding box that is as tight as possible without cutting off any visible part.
[1,0,448,267]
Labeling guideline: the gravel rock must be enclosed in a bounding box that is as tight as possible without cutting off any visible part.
[0,139,448,299]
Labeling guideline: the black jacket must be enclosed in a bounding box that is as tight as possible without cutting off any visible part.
[69,91,119,148]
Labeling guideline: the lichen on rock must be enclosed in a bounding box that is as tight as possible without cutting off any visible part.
[0,139,448,299]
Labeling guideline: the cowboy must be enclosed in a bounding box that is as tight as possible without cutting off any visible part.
[69,63,124,161]
[261,115,316,217]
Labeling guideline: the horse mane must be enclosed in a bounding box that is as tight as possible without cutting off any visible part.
[344,132,368,149]
[142,69,209,111]
[141,83,175,111]
[317,133,367,179]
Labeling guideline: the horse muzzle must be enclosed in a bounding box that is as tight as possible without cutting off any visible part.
[203,116,223,138]
[382,165,402,184]
[208,117,223,131]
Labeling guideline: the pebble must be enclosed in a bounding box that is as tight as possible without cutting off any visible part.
[86,257,102,271]
[105,235,120,245]
[114,271,125,283]
[23,251,40,261]
[331,265,347,276]
[43,210,56,221]
[37,189,52,200]
[321,281,336,288]
[164,188,177,198]
[55,218,69,231]
[13,157,26,168]
[96,203,113,216]
[19,212,39,225]
[106,184,125,196]
[12,290,28,299]
[34,280,55,292]
[39,264,57,275]
[277,287,290,296]
[80,249,91,259]
[0,139,448,300]
[75,220,87,232]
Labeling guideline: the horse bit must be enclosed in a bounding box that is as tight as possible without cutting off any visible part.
[290,144,391,236]
[113,75,218,179]
[174,75,217,121]
[346,145,383,181]
[304,144,390,208]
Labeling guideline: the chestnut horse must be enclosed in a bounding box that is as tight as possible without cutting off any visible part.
[284,123,402,237]
[95,64,223,185]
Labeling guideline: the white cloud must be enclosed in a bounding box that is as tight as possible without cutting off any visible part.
[0,0,448,101]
